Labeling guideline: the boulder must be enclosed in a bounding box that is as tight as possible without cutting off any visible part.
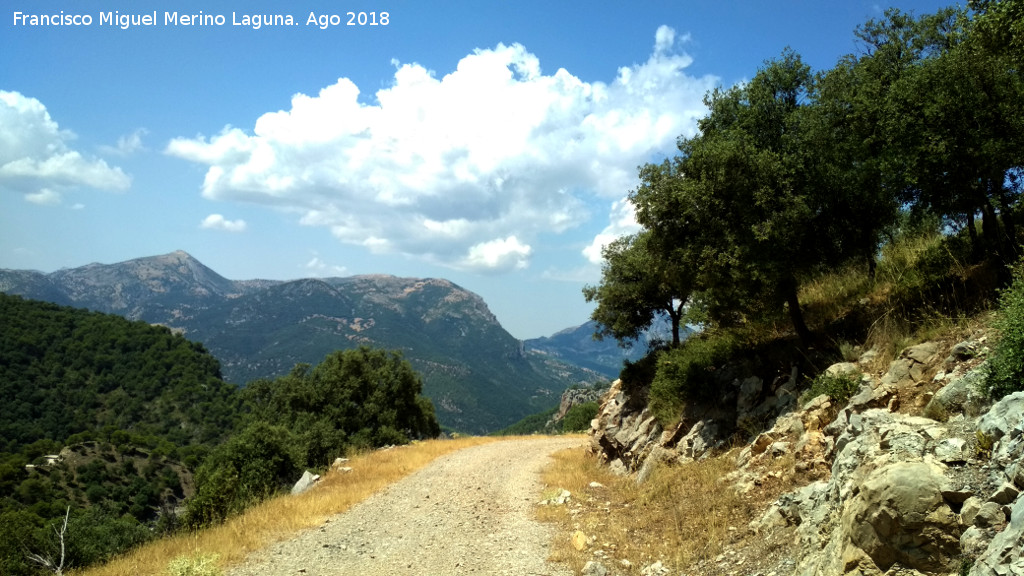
[925,363,988,419]
[826,362,862,378]
[842,461,962,573]
[978,391,1024,442]
[291,470,320,495]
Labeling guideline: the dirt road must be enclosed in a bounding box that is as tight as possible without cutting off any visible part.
[227,436,585,576]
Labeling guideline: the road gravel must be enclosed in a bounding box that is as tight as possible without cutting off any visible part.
[227,436,584,576]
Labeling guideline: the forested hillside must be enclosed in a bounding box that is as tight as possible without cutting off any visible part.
[0,294,242,575]
[0,294,440,575]
[0,293,240,454]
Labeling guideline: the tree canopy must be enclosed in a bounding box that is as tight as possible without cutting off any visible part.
[587,5,1023,354]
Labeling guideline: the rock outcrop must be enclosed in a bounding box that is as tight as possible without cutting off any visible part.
[590,335,1024,574]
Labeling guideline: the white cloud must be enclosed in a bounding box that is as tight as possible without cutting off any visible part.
[583,198,641,265]
[100,128,148,156]
[200,213,247,232]
[462,236,532,272]
[166,27,717,272]
[25,188,61,206]
[0,90,131,202]
[305,255,347,276]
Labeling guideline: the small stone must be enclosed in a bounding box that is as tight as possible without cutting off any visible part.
[990,483,1021,505]
[571,530,588,551]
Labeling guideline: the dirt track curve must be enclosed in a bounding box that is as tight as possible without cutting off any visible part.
[227,436,584,576]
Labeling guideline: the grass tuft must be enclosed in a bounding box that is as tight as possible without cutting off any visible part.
[537,446,763,574]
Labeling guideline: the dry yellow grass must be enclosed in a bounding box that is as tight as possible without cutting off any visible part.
[73,436,496,576]
[537,445,759,575]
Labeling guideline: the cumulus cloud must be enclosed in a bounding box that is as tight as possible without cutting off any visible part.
[462,236,532,272]
[200,213,247,232]
[583,199,641,265]
[0,90,131,203]
[166,26,716,271]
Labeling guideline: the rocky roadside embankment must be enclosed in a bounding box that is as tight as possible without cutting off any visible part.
[590,335,1024,575]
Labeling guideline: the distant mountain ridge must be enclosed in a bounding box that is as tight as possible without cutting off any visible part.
[0,251,605,433]
[525,318,689,379]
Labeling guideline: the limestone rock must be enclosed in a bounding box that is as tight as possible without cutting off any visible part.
[291,470,321,495]
[827,362,862,378]
[978,391,1024,442]
[934,437,969,464]
[970,495,1024,576]
[925,363,989,419]
[842,461,962,573]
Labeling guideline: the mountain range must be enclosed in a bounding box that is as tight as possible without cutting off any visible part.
[0,251,624,433]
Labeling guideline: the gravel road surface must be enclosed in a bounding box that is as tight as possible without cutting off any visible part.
[227,436,584,576]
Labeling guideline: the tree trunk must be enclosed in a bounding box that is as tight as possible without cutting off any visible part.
[982,199,1000,259]
[996,179,1019,265]
[967,210,981,262]
[784,280,812,349]
[669,304,683,348]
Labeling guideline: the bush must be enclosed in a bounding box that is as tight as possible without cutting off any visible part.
[800,372,861,406]
[562,402,599,432]
[987,262,1024,397]
[986,264,1024,399]
[182,422,301,528]
[649,333,739,423]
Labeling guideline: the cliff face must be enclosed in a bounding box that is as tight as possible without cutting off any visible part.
[589,334,1024,575]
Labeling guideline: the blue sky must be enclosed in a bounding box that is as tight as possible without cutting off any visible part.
[1,0,956,339]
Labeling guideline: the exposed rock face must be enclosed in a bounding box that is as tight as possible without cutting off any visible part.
[555,386,606,422]
[591,336,1024,574]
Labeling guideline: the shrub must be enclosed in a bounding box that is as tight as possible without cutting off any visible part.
[800,372,861,406]
[986,264,1024,399]
[182,422,301,528]
[562,402,600,433]
[649,333,739,424]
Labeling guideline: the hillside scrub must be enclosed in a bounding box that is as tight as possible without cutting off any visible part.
[0,294,446,572]
[186,347,441,529]
[986,263,1024,398]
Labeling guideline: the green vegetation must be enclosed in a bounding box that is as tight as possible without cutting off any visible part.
[0,294,240,575]
[184,347,440,528]
[493,406,559,436]
[586,4,1023,423]
[986,264,1024,398]
[562,402,600,433]
[649,334,741,423]
[0,294,441,572]
[800,373,862,407]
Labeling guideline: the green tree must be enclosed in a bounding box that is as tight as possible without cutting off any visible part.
[244,347,440,456]
[183,422,301,528]
[583,226,693,348]
[634,51,879,347]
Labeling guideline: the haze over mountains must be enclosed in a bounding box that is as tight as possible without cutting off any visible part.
[0,251,643,433]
